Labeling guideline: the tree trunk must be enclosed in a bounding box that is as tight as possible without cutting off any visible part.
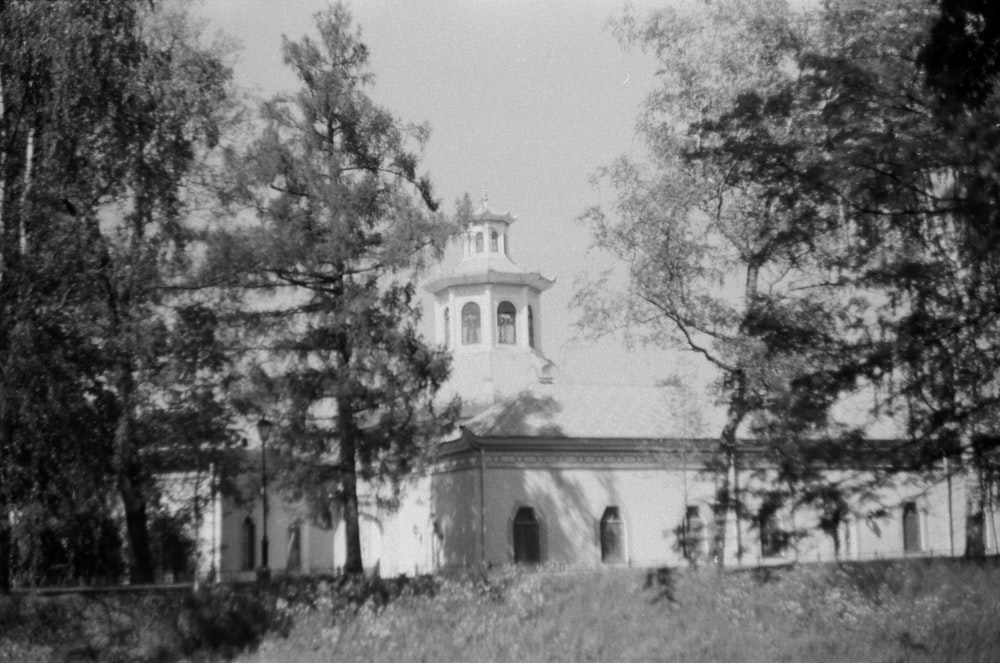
[711,466,730,566]
[119,469,155,582]
[712,430,742,567]
[0,521,10,593]
[115,371,155,583]
[711,258,760,566]
[713,361,750,567]
[337,394,364,575]
[0,78,11,594]
[965,463,986,559]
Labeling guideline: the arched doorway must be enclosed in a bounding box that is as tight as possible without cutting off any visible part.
[600,507,625,563]
[513,507,541,564]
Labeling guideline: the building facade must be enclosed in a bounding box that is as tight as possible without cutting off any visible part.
[197,202,1000,580]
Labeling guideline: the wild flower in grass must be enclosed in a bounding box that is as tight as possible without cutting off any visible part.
[320,625,340,644]
[358,600,393,641]
[507,574,546,622]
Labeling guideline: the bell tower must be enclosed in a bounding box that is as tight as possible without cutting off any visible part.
[425,198,554,411]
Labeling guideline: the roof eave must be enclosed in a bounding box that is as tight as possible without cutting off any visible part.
[424,270,555,295]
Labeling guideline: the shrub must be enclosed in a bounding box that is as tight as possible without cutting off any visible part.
[174,585,287,659]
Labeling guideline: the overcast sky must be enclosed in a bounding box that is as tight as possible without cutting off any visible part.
[193,0,706,386]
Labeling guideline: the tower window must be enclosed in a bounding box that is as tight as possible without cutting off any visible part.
[513,507,541,564]
[527,305,535,348]
[600,507,625,563]
[462,302,481,345]
[497,301,516,344]
[503,234,508,254]
[444,307,451,348]
[475,232,484,253]
[241,517,256,571]
[490,230,498,252]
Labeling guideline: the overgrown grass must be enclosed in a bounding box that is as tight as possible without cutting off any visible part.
[240,560,1000,663]
[3,560,999,662]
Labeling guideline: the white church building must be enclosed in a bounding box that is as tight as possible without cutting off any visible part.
[191,202,1000,580]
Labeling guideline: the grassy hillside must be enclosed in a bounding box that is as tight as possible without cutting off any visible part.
[243,560,1000,663]
[3,560,999,662]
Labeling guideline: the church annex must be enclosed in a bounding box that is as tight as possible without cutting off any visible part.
[192,202,1000,580]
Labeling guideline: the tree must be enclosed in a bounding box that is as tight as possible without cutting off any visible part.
[0,0,236,587]
[216,5,459,575]
[921,0,1000,111]
[583,0,1000,562]
[728,0,1000,556]
[579,0,816,563]
[81,2,236,583]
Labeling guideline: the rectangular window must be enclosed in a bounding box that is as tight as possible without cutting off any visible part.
[241,518,256,571]
[287,523,302,572]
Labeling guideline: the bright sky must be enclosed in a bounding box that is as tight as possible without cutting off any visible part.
[194,0,704,386]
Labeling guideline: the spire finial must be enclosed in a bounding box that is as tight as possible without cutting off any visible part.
[482,183,489,211]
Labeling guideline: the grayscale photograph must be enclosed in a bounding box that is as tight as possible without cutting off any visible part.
[1,0,998,661]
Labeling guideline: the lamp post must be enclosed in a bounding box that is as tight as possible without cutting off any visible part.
[257,417,274,581]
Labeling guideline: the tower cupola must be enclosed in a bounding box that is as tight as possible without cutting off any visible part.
[425,197,554,407]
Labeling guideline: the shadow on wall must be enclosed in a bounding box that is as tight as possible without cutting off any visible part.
[474,391,566,438]
[432,470,480,567]
[484,390,635,567]
[521,469,625,567]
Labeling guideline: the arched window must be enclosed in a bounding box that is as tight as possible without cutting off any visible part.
[490,230,499,252]
[497,301,516,344]
[839,518,856,560]
[759,508,785,558]
[287,521,302,572]
[600,507,625,563]
[241,517,256,571]
[902,502,921,553]
[475,232,484,253]
[443,307,451,348]
[684,505,704,561]
[462,302,481,345]
[527,305,535,348]
[513,507,540,564]
[709,503,725,561]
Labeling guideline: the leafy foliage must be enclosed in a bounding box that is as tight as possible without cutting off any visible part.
[582,0,1000,559]
[0,0,238,588]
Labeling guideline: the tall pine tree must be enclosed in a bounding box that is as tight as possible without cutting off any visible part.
[217,5,459,575]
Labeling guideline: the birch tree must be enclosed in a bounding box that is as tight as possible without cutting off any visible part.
[582,0,1000,561]
[578,0,812,563]
[0,0,235,587]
